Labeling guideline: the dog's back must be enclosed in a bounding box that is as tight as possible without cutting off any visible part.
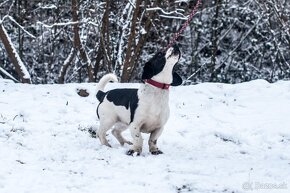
[97,88,138,123]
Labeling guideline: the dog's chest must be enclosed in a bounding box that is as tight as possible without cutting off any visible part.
[138,85,170,132]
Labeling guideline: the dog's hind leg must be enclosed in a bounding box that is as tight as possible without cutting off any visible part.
[112,123,132,146]
[148,127,164,155]
[97,120,115,147]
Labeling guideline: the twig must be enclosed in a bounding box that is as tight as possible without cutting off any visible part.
[2,15,36,38]
[128,0,136,9]
[159,15,187,20]
[0,66,20,82]
[7,0,14,15]
[0,0,10,7]
[13,115,18,121]
[146,7,187,18]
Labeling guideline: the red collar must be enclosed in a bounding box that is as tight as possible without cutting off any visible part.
[144,79,170,90]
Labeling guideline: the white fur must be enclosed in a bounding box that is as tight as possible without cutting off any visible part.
[96,48,180,155]
[96,74,118,92]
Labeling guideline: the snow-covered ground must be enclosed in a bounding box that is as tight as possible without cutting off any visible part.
[0,79,289,193]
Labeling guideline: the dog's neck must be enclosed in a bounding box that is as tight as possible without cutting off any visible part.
[151,59,175,85]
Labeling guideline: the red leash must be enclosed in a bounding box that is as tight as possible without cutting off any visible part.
[165,0,202,50]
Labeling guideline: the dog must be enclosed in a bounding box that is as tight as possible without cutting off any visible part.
[96,45,182,155]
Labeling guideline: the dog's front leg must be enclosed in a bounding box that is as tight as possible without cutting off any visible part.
[148,127,164,155]
[127,123,143,156]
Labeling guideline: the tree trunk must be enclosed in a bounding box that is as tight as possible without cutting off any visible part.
[103,0,112,72]
[121,0,142,82]
[72,0,94,82]
[0,24,31,83]
[128,0,162,81]
[94,0,111,79]
[121,0,162,82]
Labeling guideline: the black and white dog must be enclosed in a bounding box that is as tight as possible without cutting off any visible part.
[96,45,182,155]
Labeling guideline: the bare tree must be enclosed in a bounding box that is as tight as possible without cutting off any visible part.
[120,0,142,82]
[58,0,94,83]
[94,0,112,79]
[121,0,162,82]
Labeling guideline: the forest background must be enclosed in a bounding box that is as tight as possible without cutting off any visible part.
[0,0,289,84]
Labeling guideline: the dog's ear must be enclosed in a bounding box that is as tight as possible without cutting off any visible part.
[142,61,154,80]
[171,72,182,86]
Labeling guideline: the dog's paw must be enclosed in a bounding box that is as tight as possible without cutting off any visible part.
[151,149,163,155]
[126,149,141,156]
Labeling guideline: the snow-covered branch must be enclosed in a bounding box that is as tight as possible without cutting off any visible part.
[159,15,187,20]
[146,7,187,19]
[40,4,57,9]
[36,21,80,29]
[0,24,31,83]
[0,0,10,7]
[0,66,20,82]
[2,15,36,38]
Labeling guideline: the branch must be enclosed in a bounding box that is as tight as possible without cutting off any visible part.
[128,0,136,9]
[159,15,188,20]
[146,7,187,19]
[36,21,80,29]
[2,15,36,38]
[40,5,57,9]
[0,24,31,83]
[0,66,20,82]
[58,48,77,83]
[0,0,10,7]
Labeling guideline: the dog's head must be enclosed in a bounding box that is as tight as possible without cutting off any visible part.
[141,45,182,86]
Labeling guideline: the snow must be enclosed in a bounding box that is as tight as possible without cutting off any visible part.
[0,79,290,193]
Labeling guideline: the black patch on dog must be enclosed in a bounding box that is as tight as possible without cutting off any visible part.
[142,52,166,80]
[172,44,181,59]
[96,91,106,119]
[96,89,139,122]
[171,72,183,86]
[96,90,107,103]
[96,90,106,102]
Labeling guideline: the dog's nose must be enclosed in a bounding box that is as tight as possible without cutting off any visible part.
[172,44,180,56]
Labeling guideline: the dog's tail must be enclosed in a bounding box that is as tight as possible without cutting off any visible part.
[96,73,118,102]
